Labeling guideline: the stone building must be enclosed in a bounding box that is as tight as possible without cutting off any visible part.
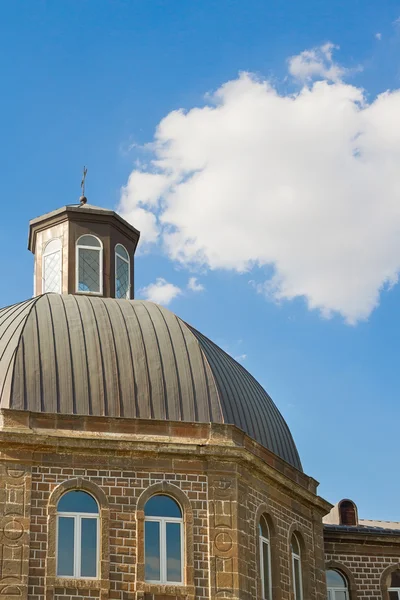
[0,198,399,600]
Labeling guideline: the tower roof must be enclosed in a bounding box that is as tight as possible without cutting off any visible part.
[0,293,302,471]
[28,203,140,253]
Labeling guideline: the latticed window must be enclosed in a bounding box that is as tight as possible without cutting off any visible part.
[144,495,183,584]
[259,515,272,600]
[389,570,400,599]
[327,569,349,600]
[76,235,102,294]
[43,238,62,293]
[115,243,130,299]
[56,490,99,579]
[291,533,303,600]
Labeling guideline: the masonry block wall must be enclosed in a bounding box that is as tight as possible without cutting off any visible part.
[0,412,331,600]
[325,542,400,600]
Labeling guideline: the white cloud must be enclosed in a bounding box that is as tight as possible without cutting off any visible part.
[288,43,350,82]
[187,277,205,292]
[119,45,400,324]
[140,278,182,305]
[234,354,247,362]
[375,32,382,40]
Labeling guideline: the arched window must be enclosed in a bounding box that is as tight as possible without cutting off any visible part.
[144,494,183,585]
[115,243,130,299]
[327,569,349,600]
[291,533,303,600]
[76,235,103,294]
[56,490,99,579]
[339,500,357,526]
[259,515,272,600]
[43,238,62,293]
[389,570,400,599]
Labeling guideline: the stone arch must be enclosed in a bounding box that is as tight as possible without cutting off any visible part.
[254,503,281,600]
[326,560,358,599]
[381,562,400,599]
[45,478,110,599]
[287,523,311,600]
[135,481,195,599]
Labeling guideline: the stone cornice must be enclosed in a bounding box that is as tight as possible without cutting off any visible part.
[0,409,331,515]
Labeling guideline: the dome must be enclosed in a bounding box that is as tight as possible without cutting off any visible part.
[0,294,302,470]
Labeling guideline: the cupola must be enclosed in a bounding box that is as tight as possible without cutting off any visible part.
[28,197,140,298]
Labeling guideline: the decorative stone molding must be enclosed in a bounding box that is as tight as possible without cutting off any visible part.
[254,503,281,600]
[45,478,110,600]
[208,471,239,599]
[135,481,195,600]
[0,463,31,600]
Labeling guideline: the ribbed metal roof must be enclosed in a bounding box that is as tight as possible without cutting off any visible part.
[0,294,302,470]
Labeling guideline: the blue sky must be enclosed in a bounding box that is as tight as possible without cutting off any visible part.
[1,0,400,520]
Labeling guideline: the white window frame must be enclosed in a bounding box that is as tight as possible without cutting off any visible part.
[75,235,103,295]
[388,588,400,598]
[292,535,303,600]
[115,243,130,299]
[43,238,62,294]
[144,513,184,585]
[259,519,272,600]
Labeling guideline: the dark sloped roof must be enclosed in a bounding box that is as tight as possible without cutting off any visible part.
[0,294,302,470]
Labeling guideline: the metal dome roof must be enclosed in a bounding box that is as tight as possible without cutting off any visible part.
[0,294,302,470]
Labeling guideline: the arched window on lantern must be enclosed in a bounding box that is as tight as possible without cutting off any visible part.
[144,494,183,585]
[259,514,272,600]
[56,490,99,579]
[327,569,349,600]
[43,238,62,293]
[76,235,103,294]
[388,570,400,599]
[339,500,357,526]
[115,243,130,299]
[291,533,303,600]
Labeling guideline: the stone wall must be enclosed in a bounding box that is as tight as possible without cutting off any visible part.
[325,535,400,599]
[0,411,331,600]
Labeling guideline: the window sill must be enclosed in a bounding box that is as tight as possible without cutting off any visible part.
[53,577,105,590]
[135,582,195,599]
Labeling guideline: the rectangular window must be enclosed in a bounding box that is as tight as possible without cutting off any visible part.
[262,540,271,599]
[293,557,302,600]
[78,249,100,293]
[145,520,161,581]
[57,517,75,577]
[166,522,182,582]
[80,518,98,578]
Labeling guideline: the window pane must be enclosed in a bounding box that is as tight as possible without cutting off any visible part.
[78,235,101,247]
[116,255,129,299]
[389,592,399,600]
[294,557,302,600]
[392,571,400,587]
[116,244,129,260]
[78,248,100,292]
[145,521,160,581]
[81,518,98,578]
[260,515,269,539]
[145,495,182,518]
[326,570,346,588]
[166,522,182,582]
[291,534,300,555]
[262,540,271,599]
[58,491,98,514]
[57,517,75,576]
[44,250,61,293]
[334,592,347,600]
